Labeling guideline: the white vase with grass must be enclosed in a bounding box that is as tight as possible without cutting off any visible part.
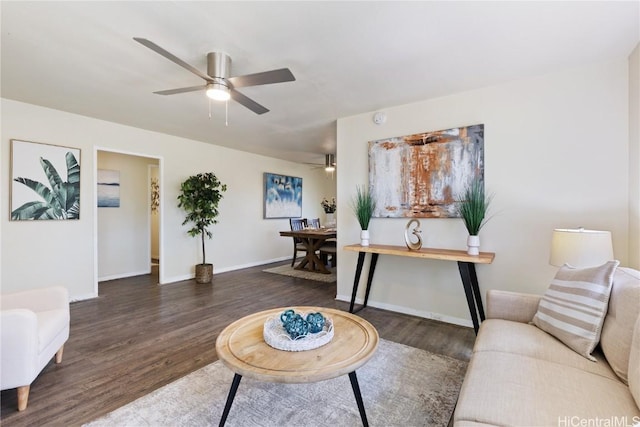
[360,230,370,246]
[351,185,376,247]
[457,178,492,255]
[466,235,480,256]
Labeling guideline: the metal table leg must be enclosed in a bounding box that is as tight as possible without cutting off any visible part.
[362,253,379,309]
[349,371,369,427]
[457,261,483,334]
[467,262,485,321]
[349,252,367,313]
[349,252,379,314]
[219,373,242,426]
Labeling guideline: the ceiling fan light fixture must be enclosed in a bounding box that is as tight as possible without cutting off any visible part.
[206,82,230,101]
[325,154,336,172]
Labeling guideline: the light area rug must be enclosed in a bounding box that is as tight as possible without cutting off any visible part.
[84,339,467,427]
[263,264,336,283]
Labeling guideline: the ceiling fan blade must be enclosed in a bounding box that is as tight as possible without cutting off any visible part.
[153,85,207,96]
[230,89,269,115]
[133,37,212,82]
[227,68,295,88]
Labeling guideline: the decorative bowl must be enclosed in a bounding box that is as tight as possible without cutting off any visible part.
[263,312,334,352]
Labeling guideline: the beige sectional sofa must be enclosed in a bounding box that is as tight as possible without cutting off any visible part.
[454,267,640,426]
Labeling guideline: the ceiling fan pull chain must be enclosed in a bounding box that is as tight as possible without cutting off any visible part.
[208,98,212,119]
[225,100,228,127]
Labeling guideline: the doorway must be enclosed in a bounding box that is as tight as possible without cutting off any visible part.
[95,149,163,290]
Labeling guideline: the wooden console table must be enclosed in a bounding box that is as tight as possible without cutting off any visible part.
[343,244,495,334]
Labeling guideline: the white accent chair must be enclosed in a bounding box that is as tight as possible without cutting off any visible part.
[0,286,70,411]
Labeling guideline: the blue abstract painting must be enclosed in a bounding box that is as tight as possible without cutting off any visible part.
[97,169,120,208]
[263,172,302,218]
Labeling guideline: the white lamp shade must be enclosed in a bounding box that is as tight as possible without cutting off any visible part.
[549,228,614,268]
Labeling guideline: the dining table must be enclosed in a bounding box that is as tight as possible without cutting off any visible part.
[279,228,337,274]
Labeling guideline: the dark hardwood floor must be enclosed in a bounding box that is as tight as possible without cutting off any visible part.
[0,261,475,426]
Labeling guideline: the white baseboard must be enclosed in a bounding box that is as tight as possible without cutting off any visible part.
[214,256,290,273]
[70,292,99,302]
[335,293,473,328]
[159,274,192,285]
[160,256,291,285]
[98,269,151,282]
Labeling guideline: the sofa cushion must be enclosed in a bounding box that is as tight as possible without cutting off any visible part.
[454,351,640,426]
[474,319,619,380]
[600,267,640,384]
[629,315,640,409]
[532,260,619,361]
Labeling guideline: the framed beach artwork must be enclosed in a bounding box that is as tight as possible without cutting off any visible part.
[263,172,302,219]
[369,123,484,218]
[97,169,120,207]
[10,139,81,220]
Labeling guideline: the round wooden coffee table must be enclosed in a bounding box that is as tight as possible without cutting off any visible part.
[215,306,379,426]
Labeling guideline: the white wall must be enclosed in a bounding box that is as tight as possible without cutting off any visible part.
[97,151,158,281]
[337,59,631,326]
[1,99,328,300]
[629,43,640,269]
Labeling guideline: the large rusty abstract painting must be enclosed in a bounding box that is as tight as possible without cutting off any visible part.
[369,124,484,218]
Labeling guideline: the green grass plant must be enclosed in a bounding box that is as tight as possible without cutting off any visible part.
[351,185,376,230]
[457,178,492,235]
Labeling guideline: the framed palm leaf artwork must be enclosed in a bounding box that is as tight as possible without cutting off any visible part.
[10,139,81,220]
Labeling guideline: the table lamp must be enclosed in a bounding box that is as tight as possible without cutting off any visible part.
[549,228,614,268]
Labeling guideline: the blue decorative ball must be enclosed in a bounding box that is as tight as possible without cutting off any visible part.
[283,313,310,339]
[280,309,295,325]
[306,312,325,333]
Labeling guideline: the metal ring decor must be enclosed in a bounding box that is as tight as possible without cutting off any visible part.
[404,219,423,250]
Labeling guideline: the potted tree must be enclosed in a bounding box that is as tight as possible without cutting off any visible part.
[177,172,227,283]
[457,178,492,255]
[350,185,376,246]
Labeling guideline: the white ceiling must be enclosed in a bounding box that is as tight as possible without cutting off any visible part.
[1,1,638,165]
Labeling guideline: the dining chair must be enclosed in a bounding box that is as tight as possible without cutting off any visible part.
[312,216,336,268]
[319,225,337,267]
[289,218,308,267]
[319,244,337,268]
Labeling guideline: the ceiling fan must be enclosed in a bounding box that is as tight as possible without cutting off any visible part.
[133,38,295,115]
[305,154,337,172]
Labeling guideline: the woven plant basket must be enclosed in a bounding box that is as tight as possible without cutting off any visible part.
[195,264,213,284]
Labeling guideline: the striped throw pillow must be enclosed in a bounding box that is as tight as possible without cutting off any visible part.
[532,260,619,361]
